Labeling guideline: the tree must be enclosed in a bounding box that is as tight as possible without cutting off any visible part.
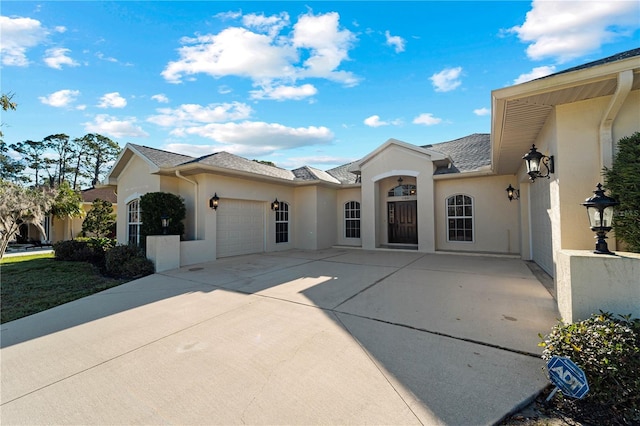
[1,93,17,111]
[44,133,73,186]
[140,192,186,240]
[80,133,121,187]
[0,180,57,259]
[9,140,47,185]
[82,199,116,238]
[0,93,26,183]
[50,181,84,240]
[604,132,640,253]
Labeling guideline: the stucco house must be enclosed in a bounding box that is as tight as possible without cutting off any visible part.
[106,48,640,322]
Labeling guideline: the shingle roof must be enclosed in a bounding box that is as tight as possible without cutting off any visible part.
[129,144,195,167]
[81,187,117,203]
[422,133,491,174]
[539,48,640,80]
[189,152,296,180]
[326,163,359,184]
[292,166,341,184]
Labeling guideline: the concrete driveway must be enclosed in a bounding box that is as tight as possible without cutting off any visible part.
[1,249,559,425]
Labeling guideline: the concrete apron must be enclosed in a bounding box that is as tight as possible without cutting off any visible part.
[0,249,559,425]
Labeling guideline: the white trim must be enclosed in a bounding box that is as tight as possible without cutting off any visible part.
[445,194,475,243]
[371,170,419,182]
[124,192,143,205]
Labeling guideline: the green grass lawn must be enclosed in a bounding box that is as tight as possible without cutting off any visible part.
[1,253,129,323]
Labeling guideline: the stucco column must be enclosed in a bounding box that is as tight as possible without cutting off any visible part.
[146,235,180,272]
[361,178,377,250]
[417,165,435,253]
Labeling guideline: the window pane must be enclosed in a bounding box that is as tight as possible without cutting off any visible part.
[456,195,463,204]
[465,206,472,216]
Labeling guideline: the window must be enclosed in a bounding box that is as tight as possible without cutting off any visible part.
[388,184,417,197]
[344,201,361,238]
[446,195,473,242]
[275,201,289,243]
[127,199,142,246]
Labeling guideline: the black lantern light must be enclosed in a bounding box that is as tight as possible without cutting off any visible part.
[209,193,219,210]
[506,184,520,202]
[581,183,619,255]
[397,176,404,184]
[271,198,280,211]
[160,213,170,235]
[523,144,554,182]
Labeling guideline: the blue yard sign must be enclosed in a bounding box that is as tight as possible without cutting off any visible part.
[546,356,589,399]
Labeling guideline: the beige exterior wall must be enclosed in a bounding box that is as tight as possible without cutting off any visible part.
[336,187,362,247]
[115,155,160,245]
[434,175,520,254]
[358,144,436,252]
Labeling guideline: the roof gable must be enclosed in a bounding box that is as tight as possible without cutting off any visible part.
[348,138,449,173]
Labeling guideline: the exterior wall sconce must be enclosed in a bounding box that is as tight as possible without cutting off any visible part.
[397,176,404,184]
[209,193,219,210]
[581,183,619,255]
[160,213,170,235]
[506,184,520,202]
[523,144,554,181]
[271,198,280,211]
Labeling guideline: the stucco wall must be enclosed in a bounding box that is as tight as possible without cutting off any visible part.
[316,185,337,249]
[115,156,160,245]
[434,175,520,254]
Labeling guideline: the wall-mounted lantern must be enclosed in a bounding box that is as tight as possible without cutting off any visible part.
[397,176,404,184]
[271,198,280,211]
[523,144,554,182]
[581,183,619,255]
[160,213,170,235]
[506,184,520,202]
[209,193,219,210]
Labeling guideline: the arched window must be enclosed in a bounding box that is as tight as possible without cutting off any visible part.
[388,184,417,197]
[275,201,289,243]
[446,195,473,242]
[344,201,361,238]
[127,199,142,246]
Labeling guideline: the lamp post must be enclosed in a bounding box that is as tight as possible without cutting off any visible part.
[581,183,619,255]
[160,214,170,235]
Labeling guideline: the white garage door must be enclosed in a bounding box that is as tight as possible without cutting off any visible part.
[530,180,554,276]
[216,199,265,258]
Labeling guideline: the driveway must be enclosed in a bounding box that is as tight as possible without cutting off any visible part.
[0,249,559,425]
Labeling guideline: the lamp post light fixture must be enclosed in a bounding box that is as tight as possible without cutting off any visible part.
[160,213,170,235]
[581,183,619,255]
[209,193,219,210]
[523,144,554,182]
[506,184,520,202]
[271,198,280,211]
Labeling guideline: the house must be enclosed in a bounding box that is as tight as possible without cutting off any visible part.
[106,48,640,322]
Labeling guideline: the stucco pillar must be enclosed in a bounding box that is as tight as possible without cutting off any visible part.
[361,178,377,250]
[146,235,180,272]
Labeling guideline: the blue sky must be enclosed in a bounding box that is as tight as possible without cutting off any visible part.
[2,1,639,175]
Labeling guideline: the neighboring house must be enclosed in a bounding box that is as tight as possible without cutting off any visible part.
[106,48,640,321]
[30,187,118,243]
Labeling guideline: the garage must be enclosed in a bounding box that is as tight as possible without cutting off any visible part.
[216,199,266,258]
[529,180,554,276]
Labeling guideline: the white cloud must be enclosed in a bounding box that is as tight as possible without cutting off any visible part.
[44,47,79,69]
[413,113,442,126]
[385,30,405,53]
[0,16,48,66]
[513,66,556,85]
[84,114,149,138]
[250,84,317,101]
[473,107,490,116]
[162,11,358,89]
[39,89,80,107]
[364,115,387,127]
[430,67,463,92]
[98,92,127,108]
[151,94,169,103]
[510,0,640,63]
[168,121,334,157]
[147,102,253,127]
[96,52,119,63]
[54,26,67,33]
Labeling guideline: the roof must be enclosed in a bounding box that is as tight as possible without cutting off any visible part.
[326,163,359,184]
[82,187,117,204]
[129,144,195,167]
[292,166,341,184]
[538,48,640,80]
[422,133,491,174]
[187,152,295,180]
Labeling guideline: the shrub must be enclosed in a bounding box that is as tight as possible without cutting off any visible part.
[140,192,186,239]
[53,240,95,262]
[539,312,640,416]
[105,245,154,279]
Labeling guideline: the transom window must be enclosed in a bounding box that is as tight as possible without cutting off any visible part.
[127,199,142,246]
[344,201,361,239]
[275,201,289,243]
[388,184,417,197]
[446,195,473,242]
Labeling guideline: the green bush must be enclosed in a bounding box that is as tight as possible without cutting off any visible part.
[140,192,186,240]
[53,240,95,262]
[105,245,154,279]
[539,312,640,416]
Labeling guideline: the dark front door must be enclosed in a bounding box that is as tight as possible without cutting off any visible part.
[388,201,417,244]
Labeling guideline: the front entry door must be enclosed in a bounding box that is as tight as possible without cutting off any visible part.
[388,201,417,244]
